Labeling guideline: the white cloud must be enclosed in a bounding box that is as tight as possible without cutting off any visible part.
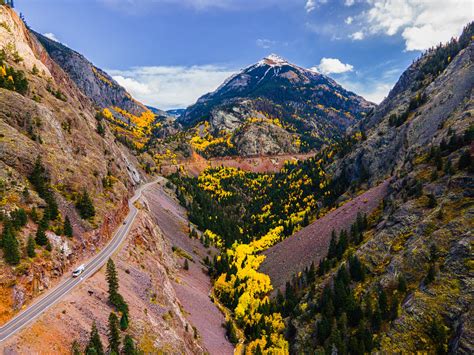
[43,32,59,42]
[350,31,364,40]
[313,57,354,75]
[345,16,353,24]
[256,39,276,49]
[305,0,327,13]
[364,0,472,51]
[345,0,355,6]
[108,65,236,110]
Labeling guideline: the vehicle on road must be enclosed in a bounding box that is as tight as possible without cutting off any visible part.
[72,264,85,277]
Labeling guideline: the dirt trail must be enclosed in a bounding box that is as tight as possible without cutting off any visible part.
[143,181,234,355]
[260,179,390,292]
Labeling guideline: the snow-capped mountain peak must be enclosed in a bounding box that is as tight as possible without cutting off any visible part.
[259,53,289,66]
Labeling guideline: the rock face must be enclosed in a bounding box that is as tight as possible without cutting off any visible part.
[33,31,148,116]
[179,54,374,157]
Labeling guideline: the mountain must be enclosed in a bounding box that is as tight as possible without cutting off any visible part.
[166,108,185,118]
[34,31,148,116]
[178,54,374,157]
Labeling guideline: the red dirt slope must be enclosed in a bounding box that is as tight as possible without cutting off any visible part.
[260,180,390,292]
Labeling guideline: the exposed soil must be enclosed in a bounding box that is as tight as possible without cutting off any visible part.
[143,180,234,355]
[260,179,391,292]
[160,152,315,176]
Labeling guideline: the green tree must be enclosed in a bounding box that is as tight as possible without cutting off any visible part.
[106,258,119,302]
[429,318,447,355]
[183,258,189,270]
[27,235,36,258]
[120,312,129,331]
[2,224,20,265]
[108,312,121,354]
[35,225,48,246]
[71,340,81,355]
[397,274,407,293]
[458,150,472,171]
[378,289,389,320]
[86,321,104,355]
[122,335,136,355]
[349,255,365,282]
[76,190,95,219]
[64,215,73,238]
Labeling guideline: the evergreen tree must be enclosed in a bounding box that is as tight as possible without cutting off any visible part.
[425,264,436,284]
[86,321,104,355]
[108,312,121,354]
[76,190,95,219]
[122,335,136,355]
[397,274,407,293]
[35,225,48,246]
[390,296,399,321]
[378,289,389,320]
[120,312,129,331]
[328,230,337,259]
[71,340,81,355]
[184,258,189,270]
[349,255,365,282]
[458,150,472,171]
[2,224,20,265]
[429,318,447,355]
[64,215,73,238]
[27,235,36,258]
[106,258,119,304]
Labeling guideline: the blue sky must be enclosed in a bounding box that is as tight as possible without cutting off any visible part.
[16,0,472,109]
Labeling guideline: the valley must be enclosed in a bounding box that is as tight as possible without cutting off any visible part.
[0,2,472,354]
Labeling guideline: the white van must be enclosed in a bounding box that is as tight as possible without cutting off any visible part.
[72,264,85,277]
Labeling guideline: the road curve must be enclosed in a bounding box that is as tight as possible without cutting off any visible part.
[0,179,159,343]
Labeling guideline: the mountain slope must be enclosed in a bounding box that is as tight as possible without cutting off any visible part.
[33,31,148,116]
[267,23,474,354]
[178,54,374,157]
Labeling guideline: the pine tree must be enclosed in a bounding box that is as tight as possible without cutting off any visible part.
[27,235,36,258]
[458,150,472,170]
[108,312,121,354]
[71,340,81,355]
[120,312,129,331]
[429,318,447,355]
[378,289,389,320]
[397,274,407,293]
[2,224,20,265]
[64,215,73,238]
[349,255,365,282]
[106,258,119,304]
[122,335,136,355]
[86,321,104,355]
[328,230,337,259]
[183,259,189,270]
[35,225,48,246]
[76,190,95,219]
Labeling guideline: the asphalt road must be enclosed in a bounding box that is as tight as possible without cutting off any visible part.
[0,179,159,343]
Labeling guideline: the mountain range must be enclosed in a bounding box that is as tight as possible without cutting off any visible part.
[0,3,472,354]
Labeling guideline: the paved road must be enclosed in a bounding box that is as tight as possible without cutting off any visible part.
[0,179,159,343]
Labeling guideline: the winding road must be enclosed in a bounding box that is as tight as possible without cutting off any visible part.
[0,179,158,343]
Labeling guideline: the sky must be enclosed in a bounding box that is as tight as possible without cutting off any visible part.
[16,0,473,110]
